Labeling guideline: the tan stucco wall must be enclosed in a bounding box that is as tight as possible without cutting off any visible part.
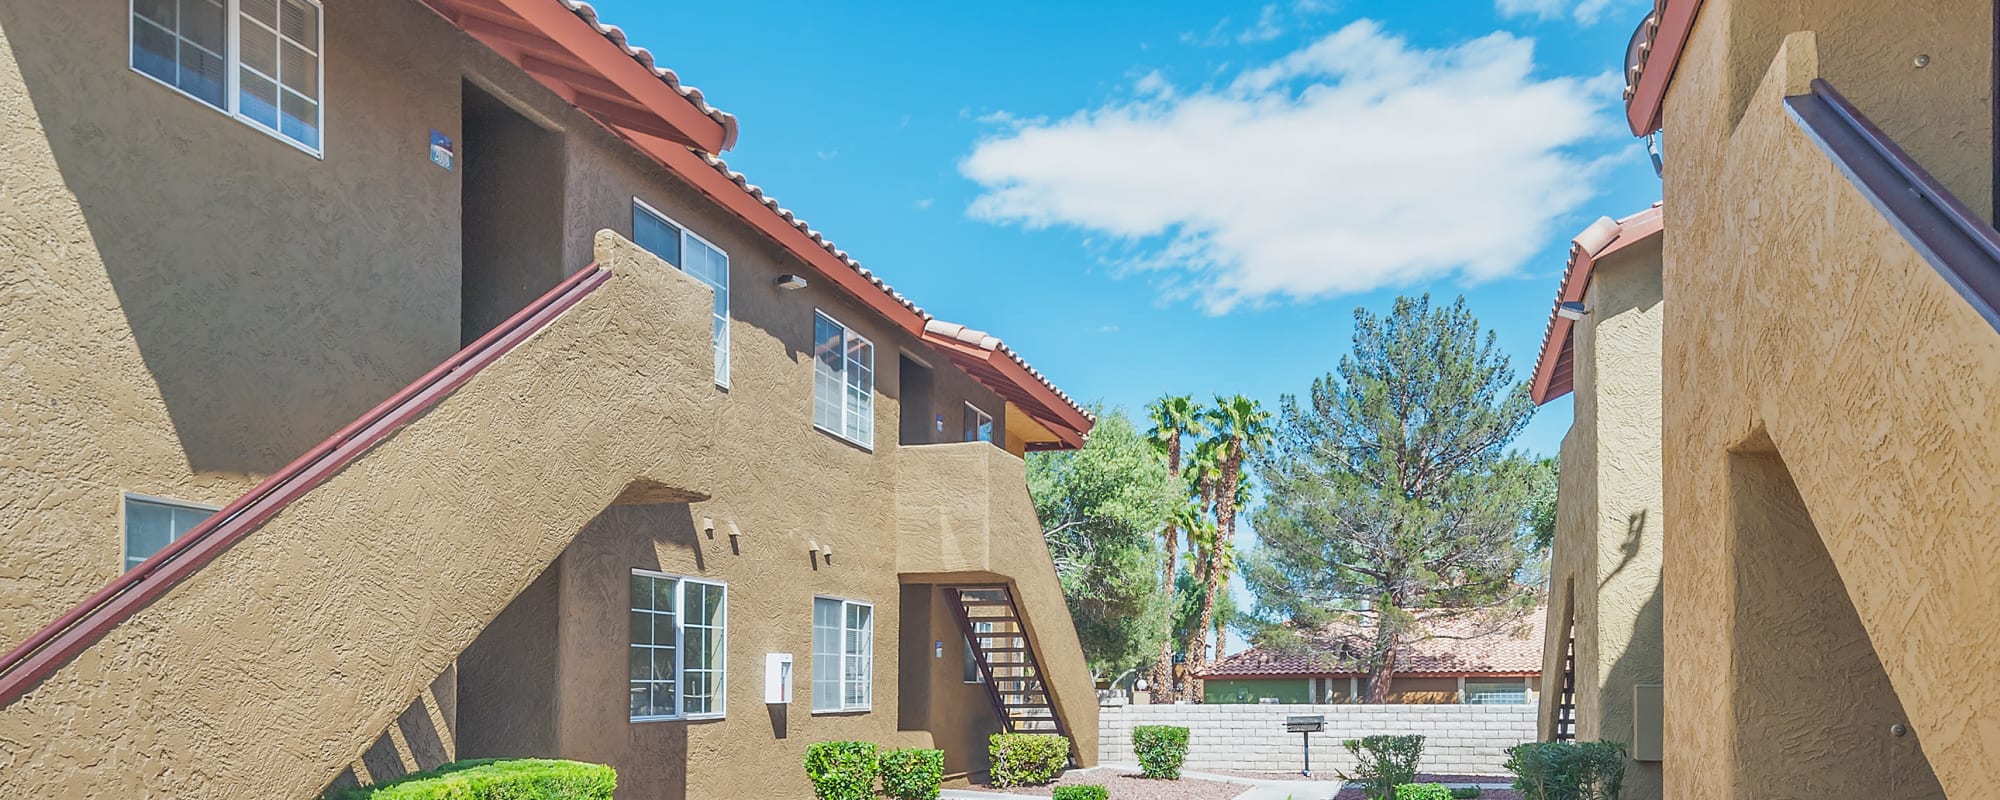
[896,442,1102,767]
[1660,7,1998,797]
[1,3,1088,796]
[1536,239,1664,799]
[0,235,721,798]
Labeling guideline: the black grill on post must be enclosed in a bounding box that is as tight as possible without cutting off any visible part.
[1285,715,1325,776]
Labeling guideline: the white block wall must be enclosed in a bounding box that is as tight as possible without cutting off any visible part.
[1099,704,1535,775]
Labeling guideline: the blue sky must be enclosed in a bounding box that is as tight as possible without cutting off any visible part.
[588,0,1662,459]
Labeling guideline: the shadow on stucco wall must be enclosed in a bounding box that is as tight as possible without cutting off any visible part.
[1601,581,1661,798]
[0,0,464,479]
[1726,438,1943,798]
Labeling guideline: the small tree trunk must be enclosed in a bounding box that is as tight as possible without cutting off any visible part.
[1365,612,1400,703]
[1187,555,1216,702]
[1151,519,1178,701]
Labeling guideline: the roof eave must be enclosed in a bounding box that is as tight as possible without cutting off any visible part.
[1624,0,1705,136]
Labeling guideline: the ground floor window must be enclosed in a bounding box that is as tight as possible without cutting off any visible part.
[630,570,727,721]
[1464,679,1531,705]
[123,494,217,571]
[813,596,873,712]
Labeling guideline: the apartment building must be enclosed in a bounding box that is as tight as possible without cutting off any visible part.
[0,1,1096,797]
[1528,205,1664,800]
[1619,0,1998,797]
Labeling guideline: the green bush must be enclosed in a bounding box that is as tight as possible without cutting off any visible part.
[1337,735,1425,800]
[1051,785,1110,800]
[1504,740,1626,800]
[987,733,1070,788]
[1451,788,1483,799]
[1133,724,1190,779]
[879,747,945,800]
[804,741,881,800]
[323,758,614,800]
[1396,783,1453,800]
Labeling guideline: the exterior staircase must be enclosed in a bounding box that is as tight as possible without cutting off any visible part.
[948,586,1065,738]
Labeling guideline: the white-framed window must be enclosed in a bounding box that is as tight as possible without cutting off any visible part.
[1464,679,1531,705]
[962,403,993,444]
[123,493,218,571]
[813,311,874,448]
[962,621,994,684]
[630,570,727,721]
[812,596,873,712]
[130,0,325,155]
[633,200,730,387]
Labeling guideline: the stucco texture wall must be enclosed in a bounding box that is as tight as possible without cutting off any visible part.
[1660,5,1998,797]
[0,235,719,798]
[0,0,473,652]
[1536,240,1664,800]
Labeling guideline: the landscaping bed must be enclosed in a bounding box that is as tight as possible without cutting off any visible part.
[963,770,1246,799]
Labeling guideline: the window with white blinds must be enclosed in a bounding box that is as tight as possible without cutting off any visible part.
[131,0,324,154]
[812,311,874,448]
[812,597,873,712]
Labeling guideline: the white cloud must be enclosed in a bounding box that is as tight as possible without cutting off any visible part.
[960,20,1613,313]
[913,198,935,210]
[1495,0,1620,25]
[1239,5,1285,42]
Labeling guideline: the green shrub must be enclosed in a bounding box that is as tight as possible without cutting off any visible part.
[1451,788,1483,799]
[987,733,1070,788]
[323,758,614,800]
[1504,740,1626,800]
[879,747,945,800]
[1337,735,1425,800]
[1133,724,1190,779]
[1051,785,1110,800]
[804,741,881,800]
[1396,783,1454,800]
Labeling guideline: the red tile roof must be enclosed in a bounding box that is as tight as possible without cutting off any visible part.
[1202,607,1545,679]
[1623,0,1703,136]
[1529,204,1663,405]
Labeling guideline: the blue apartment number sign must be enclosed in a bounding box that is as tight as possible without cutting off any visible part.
[430,130,454,171]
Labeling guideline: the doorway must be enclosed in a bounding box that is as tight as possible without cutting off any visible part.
[899,355,935,445]
[460,82,564,346]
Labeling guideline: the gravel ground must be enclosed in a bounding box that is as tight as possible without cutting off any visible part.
[1210,771,1511,784]
[963,771,1249,798]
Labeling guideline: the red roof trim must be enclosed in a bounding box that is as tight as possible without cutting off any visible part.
[1529,205,1664,405]
[1625,0,1704,136]
[921,331,1089,448]
[420,0,735,152]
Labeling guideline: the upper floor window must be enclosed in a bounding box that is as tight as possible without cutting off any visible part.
[634,200,730,387]
[812,311,873,448]
[123,494,217,571]
[131,0,325,154]
[630,570,728,721]
[962,403,993,444]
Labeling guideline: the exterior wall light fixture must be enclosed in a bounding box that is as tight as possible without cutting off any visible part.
[775,274,809,290]
[1556,301,1590,321]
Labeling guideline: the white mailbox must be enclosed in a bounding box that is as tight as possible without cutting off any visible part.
[766,653,794,704]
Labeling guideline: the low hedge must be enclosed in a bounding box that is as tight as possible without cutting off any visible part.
[1504,740,1625,800]
[1339,735,1426,800]
[323,759,614,800]
[804,741,881,800]
[879,747,945,800]
[1451,788,1483,799]
[988,733,1070,788]
[1133,724,1190,779]
[1051,785,1109,800]
[1396,783,1453,800]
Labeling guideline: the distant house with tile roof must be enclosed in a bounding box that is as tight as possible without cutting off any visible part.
[1198,608,1545,705]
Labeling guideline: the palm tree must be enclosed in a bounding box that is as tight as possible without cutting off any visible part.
[1144,395,1206,701]
[1186,395,1272,700]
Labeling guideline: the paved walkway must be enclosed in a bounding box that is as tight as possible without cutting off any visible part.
[940,764,1511,800]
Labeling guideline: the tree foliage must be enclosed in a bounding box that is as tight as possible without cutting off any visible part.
[1245,294,1543,701]
[1028,407,1177,677]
